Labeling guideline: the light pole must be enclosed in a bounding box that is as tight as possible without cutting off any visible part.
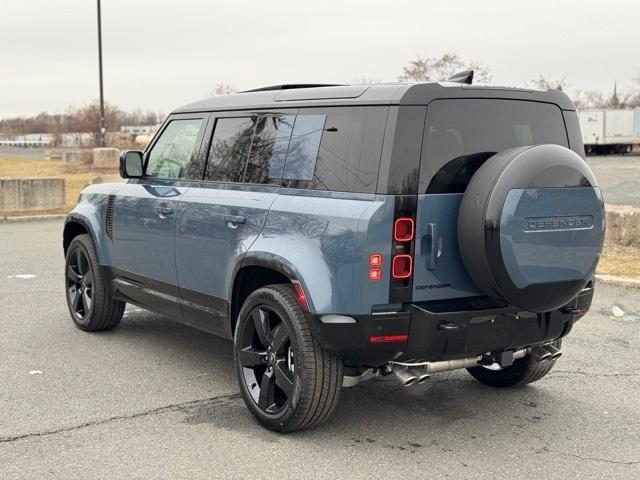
[96,0,106,147]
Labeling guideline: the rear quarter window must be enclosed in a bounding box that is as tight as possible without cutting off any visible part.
[285,106,388,194]
[420,99,568,194]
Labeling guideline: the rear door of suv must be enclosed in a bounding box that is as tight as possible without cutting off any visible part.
[174,111,296,335]
[412,99,570,302]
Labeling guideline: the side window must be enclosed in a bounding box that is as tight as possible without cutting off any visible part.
[246,114,296,184]
[300,106,387,193]
[146,119,203,179]
[204,117,255,182]
[282,115,325,180]
[205,114,299,184]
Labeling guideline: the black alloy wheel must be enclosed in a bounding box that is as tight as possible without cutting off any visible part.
[64,234,125,331]
[234,285,342,432]
[237,305,295,415]
[66,246,94,321]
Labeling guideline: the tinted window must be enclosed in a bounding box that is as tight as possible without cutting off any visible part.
[204,117,255,182]
[288,106,387,193]
[421,99,568,193]
[282,115,325,180]
[246,114,296,184]
[146,119,203,179]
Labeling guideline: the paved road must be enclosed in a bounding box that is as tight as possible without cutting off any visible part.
[1,219,639,479]
[585,154,640,208]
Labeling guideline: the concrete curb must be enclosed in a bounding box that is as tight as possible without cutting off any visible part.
[0,213,67,223]
[596,274,640,289]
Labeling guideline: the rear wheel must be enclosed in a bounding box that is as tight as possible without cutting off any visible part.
[234,284,342,432]
[65,234,125,331]
[467,341,562,387]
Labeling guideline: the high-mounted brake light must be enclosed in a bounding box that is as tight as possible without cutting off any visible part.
[294,284,309,312]
[394,218,415,242]
[392,254,413,279]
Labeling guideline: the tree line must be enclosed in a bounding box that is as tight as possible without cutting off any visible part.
[0,103,163,144]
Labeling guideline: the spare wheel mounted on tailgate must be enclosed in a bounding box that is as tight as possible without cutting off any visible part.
[458,144,604,313]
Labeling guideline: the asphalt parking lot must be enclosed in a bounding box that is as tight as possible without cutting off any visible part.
[585,154,640,208]
[1,219,639,479]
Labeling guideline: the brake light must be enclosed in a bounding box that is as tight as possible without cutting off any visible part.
[394,217,415,242]
[369,254,382,267]
[392,254,413,279]
[294,283,309,312]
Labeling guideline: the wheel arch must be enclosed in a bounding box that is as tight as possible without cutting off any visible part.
[63,215,93,254]
[229,254,304,337]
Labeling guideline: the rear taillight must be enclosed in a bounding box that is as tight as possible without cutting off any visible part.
[392,254,413,279]
[394,217,414,242]
[368,253,383,281]
[388,196,417,303]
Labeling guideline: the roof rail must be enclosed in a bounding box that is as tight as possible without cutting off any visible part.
[241,84,346,93]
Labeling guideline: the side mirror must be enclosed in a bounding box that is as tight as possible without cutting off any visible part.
[119,150,144,178]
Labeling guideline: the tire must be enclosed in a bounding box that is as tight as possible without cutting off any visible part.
[234,284,343,432]
[466,340,562,388]
[64,234,125,331]
[457,144,604,313]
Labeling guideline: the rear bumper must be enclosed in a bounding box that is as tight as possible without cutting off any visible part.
[307,286,594,367]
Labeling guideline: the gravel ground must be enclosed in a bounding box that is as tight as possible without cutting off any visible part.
[1,219,639,479]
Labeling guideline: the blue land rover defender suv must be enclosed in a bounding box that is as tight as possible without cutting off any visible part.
[63,78,604,431]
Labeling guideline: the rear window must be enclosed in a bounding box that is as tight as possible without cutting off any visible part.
[420,99,568,193]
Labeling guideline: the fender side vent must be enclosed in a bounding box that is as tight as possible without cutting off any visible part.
[105,194,115,239]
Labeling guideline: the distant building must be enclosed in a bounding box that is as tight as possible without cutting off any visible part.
[120,124,161,135]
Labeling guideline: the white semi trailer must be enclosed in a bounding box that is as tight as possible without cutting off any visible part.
[578,108,637,155]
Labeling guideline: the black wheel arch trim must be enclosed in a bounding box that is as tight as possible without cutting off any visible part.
[63,214,97,254]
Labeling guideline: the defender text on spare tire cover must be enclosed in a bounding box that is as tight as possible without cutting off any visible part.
[458,144,604,313]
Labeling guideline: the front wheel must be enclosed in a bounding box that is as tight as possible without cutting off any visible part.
[467,340,562,387]
[234,284,342,432]
[65,234,125,331]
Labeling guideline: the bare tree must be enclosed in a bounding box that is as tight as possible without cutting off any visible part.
[527,74,570,91]
[210,82,238,96]
[399,52,492,83]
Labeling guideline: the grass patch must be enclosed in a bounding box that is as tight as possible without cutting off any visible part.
[0,157,120,212]
[598,244,640,279]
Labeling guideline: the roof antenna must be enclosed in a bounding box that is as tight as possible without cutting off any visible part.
[447,70,474,85]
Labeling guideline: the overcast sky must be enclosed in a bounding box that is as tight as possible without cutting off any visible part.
[1,0,638,118]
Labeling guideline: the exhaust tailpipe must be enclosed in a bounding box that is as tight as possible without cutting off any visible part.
[542,343,562,360]
[393,366,418,386]
[530,346,553,362]
[409,367,430,384]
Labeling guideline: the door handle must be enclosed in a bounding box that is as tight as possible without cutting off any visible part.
[426,222,438,270]
[223,214,246,228]
[156,206,173,219]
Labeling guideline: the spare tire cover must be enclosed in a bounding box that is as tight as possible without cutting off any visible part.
[458,144,604,313]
